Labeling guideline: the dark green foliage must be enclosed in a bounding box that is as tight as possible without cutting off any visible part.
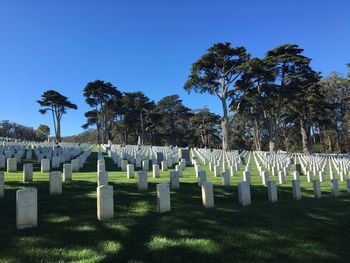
[37,90,77,142]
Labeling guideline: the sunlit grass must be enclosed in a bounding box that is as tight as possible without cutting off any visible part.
[1,150,350,262]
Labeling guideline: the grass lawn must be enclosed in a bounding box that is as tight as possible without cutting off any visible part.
[1,149,350,262]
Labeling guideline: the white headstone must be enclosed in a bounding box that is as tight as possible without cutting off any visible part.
[293,171,299,180]
[41,158,50,173]
[156,183,171,213]
[142,159,149,171]
[63,164,72,181]
[201,182,214,208]
[214,165,220,177]
[97,159,105,173]
[313,179,321,199]
[23,163,33,182]
[152,164,160,178]
[262,171,269,186]
[71,159,80,172]
[49,171,62,194]
[16,188,37,229]
[292,179,301,200]
[230,165,236,177]
[161,160,168,171]
[268,180,277,203]
[238,181,251,206]
[137,171,148,191]
[127,164,134,179]
[198,171,206,186]
[97,185,114,220]
[222,171,230,187]
[243,171,251,184]
[170,171,180,190]
[319,171,325,183]
[98,171,108,186]
[330,179,339,197]
[121,160,128,172]
[175,165,183,177]
[7,158,17,172]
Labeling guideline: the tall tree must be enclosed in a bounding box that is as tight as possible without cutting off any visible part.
[83,80,122,144]
[36,124,50,141]
[190,107,221,148]
[37,90,77,142]
[156,95,192,146]
[82,110,100,143]
[184,42,250,151]
[264,44,311,152]
[233,57,275,151]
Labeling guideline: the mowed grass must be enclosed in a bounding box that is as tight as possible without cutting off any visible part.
[1,150,350,263]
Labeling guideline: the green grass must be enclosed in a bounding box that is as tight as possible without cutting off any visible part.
[1,150,350,262]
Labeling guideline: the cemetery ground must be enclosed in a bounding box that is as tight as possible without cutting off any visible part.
[1,149,350,262]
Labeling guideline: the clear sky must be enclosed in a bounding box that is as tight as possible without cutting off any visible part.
[1,0,349,136]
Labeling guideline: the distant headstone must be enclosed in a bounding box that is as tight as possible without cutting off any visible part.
[156,152,164,165]
[178,149,190,165]
[98,171,108,186]
[214,165,220,177]
[290,164,302,175]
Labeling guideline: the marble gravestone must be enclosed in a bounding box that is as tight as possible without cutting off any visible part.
[97,185,114,220]
[16,188,37,229]
[156,183,171,213]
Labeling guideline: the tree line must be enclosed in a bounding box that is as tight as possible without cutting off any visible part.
[34,42,350,153]
[0,120,50,141]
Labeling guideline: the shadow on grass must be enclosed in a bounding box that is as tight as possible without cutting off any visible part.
[1,152,350,262]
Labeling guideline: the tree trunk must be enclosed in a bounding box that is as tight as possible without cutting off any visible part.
[140,111,144,145]
[268,115,275,152]
[51,109,58,142]
[252,118,261,151]
[327,134,332,152]
[96,125,100,144]
[300,118,312,153]
[55,112,61,142]
[221,98,229,151]
[124,128,128,145]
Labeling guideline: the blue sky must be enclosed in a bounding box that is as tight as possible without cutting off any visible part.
[1,0,349,136]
